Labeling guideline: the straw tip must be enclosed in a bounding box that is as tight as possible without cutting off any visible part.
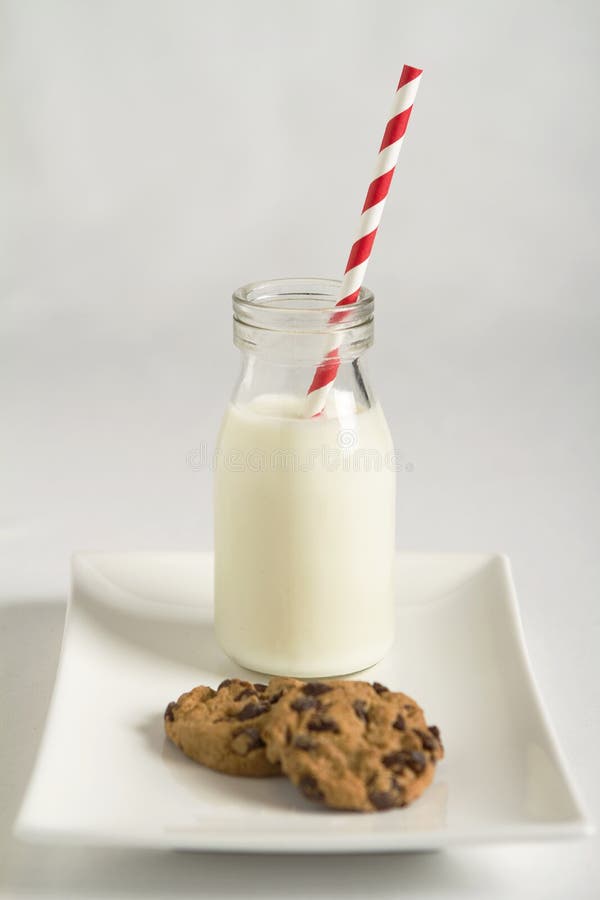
[398,65,423,88]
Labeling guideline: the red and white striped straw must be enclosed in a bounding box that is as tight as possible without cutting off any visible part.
[304,65,423,417]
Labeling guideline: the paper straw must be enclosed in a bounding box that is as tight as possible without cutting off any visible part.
[304,65,423,417]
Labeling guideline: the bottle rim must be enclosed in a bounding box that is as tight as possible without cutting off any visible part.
[233,276,374,335]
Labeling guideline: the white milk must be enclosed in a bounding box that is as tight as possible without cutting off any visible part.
[214,393,396,677]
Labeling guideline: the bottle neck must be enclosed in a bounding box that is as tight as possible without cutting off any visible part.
[232,351,375,417]
[230,277,376,418]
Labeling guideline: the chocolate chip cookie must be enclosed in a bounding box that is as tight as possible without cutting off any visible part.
[262,679,443,811]
[164,677,294,776]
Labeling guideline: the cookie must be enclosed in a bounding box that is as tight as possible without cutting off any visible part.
[164,677,294,776]
[262,679,443,811]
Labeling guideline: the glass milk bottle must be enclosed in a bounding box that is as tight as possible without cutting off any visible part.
[214,277,396,677]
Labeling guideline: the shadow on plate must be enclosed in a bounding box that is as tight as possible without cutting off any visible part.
[78,594,231,673]
[73,556,267,680]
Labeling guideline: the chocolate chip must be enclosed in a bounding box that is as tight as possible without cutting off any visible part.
[253,683,268,692]
[407,751,427,773]
[391,777,407,806]
[294,735,317,751]
[369,790,396,810]
[234,687,257,701]
[382,749,427,774]
[299,774,325,803]
[381,750,405,771]
[291,696,318,713]
[231,726,266,754]
[307,715,340,733]
[372,682,389,694]
[392,714,406,731]
[269,690,284,705]
[164,701,177,722]
[235,701,270,721]
[218,679,233,690]
[415,728,435,751]
[285,726,293,745]
[353,700,369,723]
[301,682,333,697]
[429,724,441,740]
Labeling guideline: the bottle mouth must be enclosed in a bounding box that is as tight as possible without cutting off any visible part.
[233,276,374,334]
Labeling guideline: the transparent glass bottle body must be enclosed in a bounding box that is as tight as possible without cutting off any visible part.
[214,277,396,677]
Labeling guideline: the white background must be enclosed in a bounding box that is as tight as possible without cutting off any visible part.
[1,0,599,897]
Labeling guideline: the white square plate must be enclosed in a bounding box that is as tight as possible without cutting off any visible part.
[15,552,591,852]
